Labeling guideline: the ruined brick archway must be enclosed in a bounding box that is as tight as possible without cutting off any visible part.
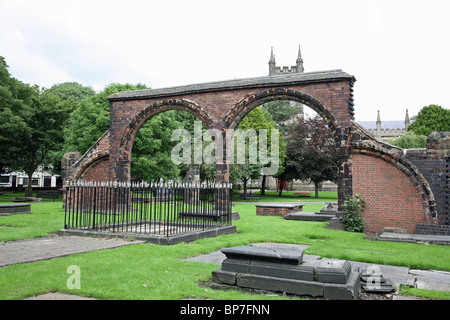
[223,88,352,210]
[114,98,213,180]
[63,70,441,233]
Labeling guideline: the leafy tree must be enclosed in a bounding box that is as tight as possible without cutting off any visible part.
[232,107,285,195]
[272,160,297,197]
[0,57,35,174]
[47,82,95,104]
[18,91,76,196]
[407,104,450,136]
[285,115,338,198]
[260,100,299,136]
[64,83,148,155]
[131,111,182,182]
[1,56,77,196]
[387,133,427,149]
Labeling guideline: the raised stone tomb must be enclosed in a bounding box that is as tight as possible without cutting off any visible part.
[212,245,361,300]
[255,203,303,217]
[0,203,31,216]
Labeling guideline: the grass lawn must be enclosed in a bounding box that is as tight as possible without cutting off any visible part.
[0,193,449,300]
[234,190,338,203]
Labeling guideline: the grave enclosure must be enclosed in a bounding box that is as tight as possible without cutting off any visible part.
[61,70,449,234]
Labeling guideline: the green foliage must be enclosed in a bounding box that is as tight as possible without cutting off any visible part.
[131,111,182,182]
[64,83,148,155]
[46,82,96,103]
[387,132,427,149]
[407,104,450,136]
[341,193,367,233]
[0,56,77,194]
[285,115,338,198]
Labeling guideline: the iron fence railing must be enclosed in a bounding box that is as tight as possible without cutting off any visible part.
[64,181,233,237]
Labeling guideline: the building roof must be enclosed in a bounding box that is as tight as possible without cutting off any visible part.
[358,121,406,130]
[108,70,355,101]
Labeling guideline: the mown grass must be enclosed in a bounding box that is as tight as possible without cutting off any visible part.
[0,196,449,300]
[233,190,338,203]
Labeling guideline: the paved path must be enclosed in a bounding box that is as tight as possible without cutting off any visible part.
[0,235,143,267]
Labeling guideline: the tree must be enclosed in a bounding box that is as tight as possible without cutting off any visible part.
[387,132,427,149]
[407,104,450,136]
[232,107,284,196]
[6,88,76,196]
[131,111,182,182]
[63,83,148,155]
[47,82,96,104]
[285,115,338,198]
[260,100,299,136]
[0,56,77,195]
[0,57,35,174]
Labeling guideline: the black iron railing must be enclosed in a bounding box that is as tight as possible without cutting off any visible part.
[64,181,232,237]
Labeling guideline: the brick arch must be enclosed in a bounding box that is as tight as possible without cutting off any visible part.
[225,88,340,134]
[75,154,110,180]
[223,88,345,155]
[116,98,213,166]
[223,88,351,210]
[351,128,437,233]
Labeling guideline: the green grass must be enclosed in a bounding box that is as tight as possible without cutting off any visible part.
[0,194,449,300]
[399,286,450,300]
[0,202,65,241]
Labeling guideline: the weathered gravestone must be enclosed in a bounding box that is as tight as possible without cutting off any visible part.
[212,245,361,300]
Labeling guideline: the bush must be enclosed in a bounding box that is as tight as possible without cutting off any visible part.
[342,194,367,233]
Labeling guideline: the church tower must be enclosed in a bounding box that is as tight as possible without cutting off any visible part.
[268,45,305,118]
[269,45,304,76]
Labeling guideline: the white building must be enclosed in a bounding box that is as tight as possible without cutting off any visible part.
[0,166,60,189]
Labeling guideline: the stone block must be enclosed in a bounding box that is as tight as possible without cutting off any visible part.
[222,258,251,273]
[236,273,324,298]
[323,271,361,300]
[212,269,237,285]
[249,260,315,281]
[315,259,351,284]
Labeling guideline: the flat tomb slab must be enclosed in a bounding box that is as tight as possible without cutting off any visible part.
[0,204,31,216]
[221,245,303,264]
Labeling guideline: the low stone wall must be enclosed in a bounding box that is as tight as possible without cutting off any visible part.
[255,203,303,217]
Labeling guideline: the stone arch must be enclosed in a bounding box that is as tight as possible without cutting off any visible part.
[222,88,351,210]
[115,98,213,180]
[224,88,343,148]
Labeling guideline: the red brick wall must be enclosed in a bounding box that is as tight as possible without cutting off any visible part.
[352,154,424,233]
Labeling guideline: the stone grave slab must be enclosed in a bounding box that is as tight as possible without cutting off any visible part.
[212,245,361,300]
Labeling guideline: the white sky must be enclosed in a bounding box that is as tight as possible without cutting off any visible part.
[1,0,449,121]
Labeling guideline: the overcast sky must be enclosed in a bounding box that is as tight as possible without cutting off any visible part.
[1,0,449,121]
